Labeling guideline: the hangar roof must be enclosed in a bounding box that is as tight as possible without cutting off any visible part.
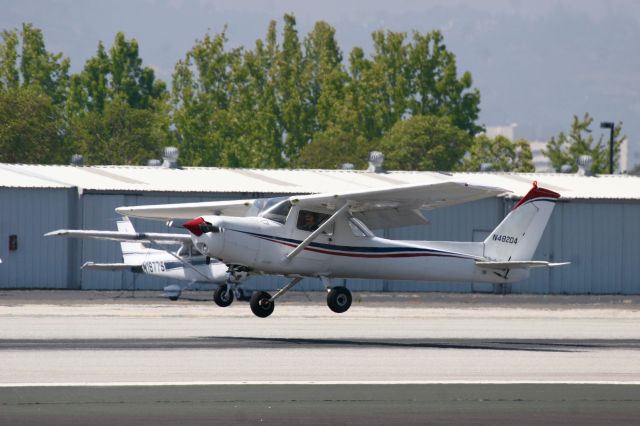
[1,163,639,200]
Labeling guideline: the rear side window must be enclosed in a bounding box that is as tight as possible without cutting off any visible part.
[296,210,331,232]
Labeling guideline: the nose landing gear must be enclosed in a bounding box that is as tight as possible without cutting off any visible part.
[213,284,234,307]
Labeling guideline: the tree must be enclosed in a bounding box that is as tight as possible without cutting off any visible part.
[171,28,243,166]
[460,135,534,172]
[0,86,65,163]
[68,32,171,164]
[543,113,624,174]
[0,30,19,90]
[68,97,168,165]
[294,125,370,169]
[0,24,70,164]
[379,115,471,171]
[302,21,347,134]
[68,33,166,114]
[407,30,481,135]
[277,14,311,161]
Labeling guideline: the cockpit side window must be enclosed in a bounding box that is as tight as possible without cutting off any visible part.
[259,199,292,224]
[348,217,374,237]
[296,210,331,233]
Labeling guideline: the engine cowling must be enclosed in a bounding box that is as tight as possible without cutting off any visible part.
[183,217,225,258]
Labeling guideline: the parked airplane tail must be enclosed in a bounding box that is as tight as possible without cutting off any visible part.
[483,182,560,262]
[116,217,147,262]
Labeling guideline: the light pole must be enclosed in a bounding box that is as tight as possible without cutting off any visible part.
[600,121,615,174]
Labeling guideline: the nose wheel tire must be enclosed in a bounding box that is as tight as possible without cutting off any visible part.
[250,291,275,318]
[213,284,234,307]
[327,286,352,313]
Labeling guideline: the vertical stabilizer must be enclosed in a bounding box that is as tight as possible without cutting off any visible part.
[116,217,146,261]
[484,182,560,261]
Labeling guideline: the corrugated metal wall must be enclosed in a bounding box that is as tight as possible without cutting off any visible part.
[2,187,639,294]
[0,188,74,288]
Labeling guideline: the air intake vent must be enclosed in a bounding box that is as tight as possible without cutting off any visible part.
[367,151,384,173]
[162,147,180,169]
[70,154,84,167]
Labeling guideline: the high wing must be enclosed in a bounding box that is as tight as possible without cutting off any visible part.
[115,199,255,221]
[290,181,507,229]
[44,229,192,245]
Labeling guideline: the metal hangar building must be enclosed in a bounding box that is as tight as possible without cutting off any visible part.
[1,163,639,294]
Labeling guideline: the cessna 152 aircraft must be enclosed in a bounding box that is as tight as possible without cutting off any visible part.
[46,217,248,303]
[115,180,568,317]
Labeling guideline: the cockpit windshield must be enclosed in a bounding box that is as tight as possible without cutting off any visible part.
[258,197,292,224]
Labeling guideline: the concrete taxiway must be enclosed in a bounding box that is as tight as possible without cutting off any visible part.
[1,291,640,424]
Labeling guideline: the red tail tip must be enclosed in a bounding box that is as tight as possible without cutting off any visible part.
[513,181,560,210]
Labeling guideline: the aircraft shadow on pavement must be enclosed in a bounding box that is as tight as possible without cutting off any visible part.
[207,336,619,353]
[2,337,638,352]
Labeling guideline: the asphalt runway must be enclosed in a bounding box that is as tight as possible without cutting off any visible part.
[1,291,640,424]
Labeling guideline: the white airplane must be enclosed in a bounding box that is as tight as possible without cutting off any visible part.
[115,181,569,317]
[45,218,249,304]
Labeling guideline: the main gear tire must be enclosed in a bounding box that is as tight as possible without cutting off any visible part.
[250,291,275,318]
[327,286,352,313]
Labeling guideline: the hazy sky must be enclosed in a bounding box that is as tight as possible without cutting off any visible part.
[3,0,639,142]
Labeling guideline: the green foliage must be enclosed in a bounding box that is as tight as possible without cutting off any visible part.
[460,135,535,172]
[68,32,170,164]
[68,33,166,114]
[543,113,624,174]
[0,19,483,169]
[294,125,371,169]
[379,115,471,171]
[171,17,481,169]
[0,86,65,163]
[68,96,169,165]
[0,24,70,104]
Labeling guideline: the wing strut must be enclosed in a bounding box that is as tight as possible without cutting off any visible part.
[284,203,350,262]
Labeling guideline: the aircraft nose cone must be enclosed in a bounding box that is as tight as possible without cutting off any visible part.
[183,217,205,236]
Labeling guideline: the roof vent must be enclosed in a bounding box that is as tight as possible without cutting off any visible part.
[341,163,354,170]
[560,164,573,173]
[577,155,593,176]
[162,147,180,169]
[480,162,493,172]
[367,151,384,173]
[70,154,84,167]
[147,159,161,167]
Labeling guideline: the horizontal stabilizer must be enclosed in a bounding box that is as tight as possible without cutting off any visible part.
[476,260,570,269]
[45,229,191,245]
[81,262,132,271]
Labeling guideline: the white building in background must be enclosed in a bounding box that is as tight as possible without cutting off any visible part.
[485,124,552,172]
[620,139,640,173]
[485,123,518,141]
[528,140,553,172]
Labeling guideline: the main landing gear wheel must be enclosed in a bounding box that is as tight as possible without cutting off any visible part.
[213,284,234,307]
[250,291,275,318]
[327,286,352,313]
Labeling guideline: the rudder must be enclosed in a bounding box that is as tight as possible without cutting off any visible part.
[484,182,560,261]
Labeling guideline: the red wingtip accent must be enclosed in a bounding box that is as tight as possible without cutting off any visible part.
[183,217,205,236]
[513,181,560,210]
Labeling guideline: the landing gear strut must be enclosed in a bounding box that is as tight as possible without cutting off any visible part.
[327,286,352,313]
[249,276,303,318]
